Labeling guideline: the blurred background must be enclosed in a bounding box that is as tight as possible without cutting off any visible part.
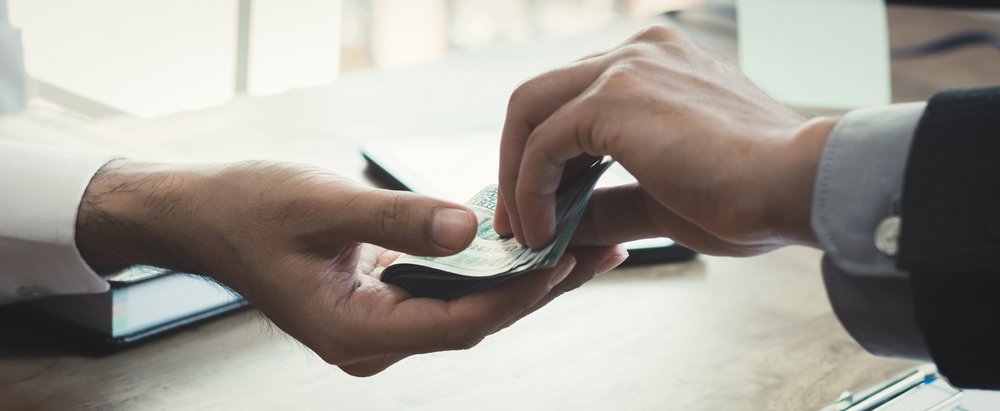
[8,0,696,119]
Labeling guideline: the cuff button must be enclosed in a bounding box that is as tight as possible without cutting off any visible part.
[875,216,901,256]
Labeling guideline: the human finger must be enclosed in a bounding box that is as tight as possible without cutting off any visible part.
[381,255,577,355]
[338,354,407,378]
[493,189,513,236]
[335,188,477,256]
[497,245,628,331]
[569,184,665,247]
[513,94,602,249]
[499,55,619,244]
[497,25,683,245]
[569,183,738,252]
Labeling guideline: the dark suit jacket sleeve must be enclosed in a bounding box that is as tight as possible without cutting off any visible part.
[899,85,1000,389]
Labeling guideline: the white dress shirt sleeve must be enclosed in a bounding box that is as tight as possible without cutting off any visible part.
[0,140,115,304]
[812,102,931,359]
[0,0,27,113]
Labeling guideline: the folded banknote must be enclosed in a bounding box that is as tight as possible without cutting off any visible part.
[381,159,613,300]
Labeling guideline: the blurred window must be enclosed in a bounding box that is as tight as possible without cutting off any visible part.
[10,0,689,118]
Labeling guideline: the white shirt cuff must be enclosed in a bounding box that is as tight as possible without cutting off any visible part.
[812,102,926,277]
[0,141,115,304]
[812,103,931,359]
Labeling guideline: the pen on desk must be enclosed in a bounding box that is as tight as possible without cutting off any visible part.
[836,368,930,411]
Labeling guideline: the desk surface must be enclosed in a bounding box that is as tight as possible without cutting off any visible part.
[1,5,998,410]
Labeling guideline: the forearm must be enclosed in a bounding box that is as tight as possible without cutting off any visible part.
[75,160,213,275]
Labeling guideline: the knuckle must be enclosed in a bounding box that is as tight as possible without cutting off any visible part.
[445,328,488,351]
[615,43,648,61]
[452,338,479,351]
[633,24,678,43]
[318,347,352,366]
[515,175,546,200]
[701,212,732,238]
[375,192,412,241]
[524,127,555,158]
[508,77,540,107]
[610,45,666,72]
[339,366,377,378]
[576,49,604,62]
[590,111,624,152]
[599,63,641,89]
[499,166,520,186]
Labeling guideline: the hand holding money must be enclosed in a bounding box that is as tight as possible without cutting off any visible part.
[382,159,616,300]
[77,160,624,375]
[494,25,827,256]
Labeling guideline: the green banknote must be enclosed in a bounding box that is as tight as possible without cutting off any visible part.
[381,159,613,300]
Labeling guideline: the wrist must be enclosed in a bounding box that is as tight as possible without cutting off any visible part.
[771,116,839,247]
[75,160,208,273]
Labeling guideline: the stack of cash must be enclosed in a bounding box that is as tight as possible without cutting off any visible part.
[382,159,613,300]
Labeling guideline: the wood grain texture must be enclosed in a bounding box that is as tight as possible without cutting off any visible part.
[1,5,996,410]
[0,248,916,411]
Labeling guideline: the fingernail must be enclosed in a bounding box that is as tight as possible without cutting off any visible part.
[432,208,475,251]
[596,249,630,276]
[548,258,576,290]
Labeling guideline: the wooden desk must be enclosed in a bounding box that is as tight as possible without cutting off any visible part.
[1,5,998,410]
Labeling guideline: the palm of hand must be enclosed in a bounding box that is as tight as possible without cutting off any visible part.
[259,243,460,377]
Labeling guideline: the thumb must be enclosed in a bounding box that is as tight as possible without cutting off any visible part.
[570,184,663,247]
[344,188,477,256]
[572,184,729,251]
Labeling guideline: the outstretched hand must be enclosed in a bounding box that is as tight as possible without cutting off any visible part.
[76,160,627,376]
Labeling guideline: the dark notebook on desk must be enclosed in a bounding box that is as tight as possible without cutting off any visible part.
[28,266,246,348]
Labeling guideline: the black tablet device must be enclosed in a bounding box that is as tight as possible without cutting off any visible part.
[361,136,696,266]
